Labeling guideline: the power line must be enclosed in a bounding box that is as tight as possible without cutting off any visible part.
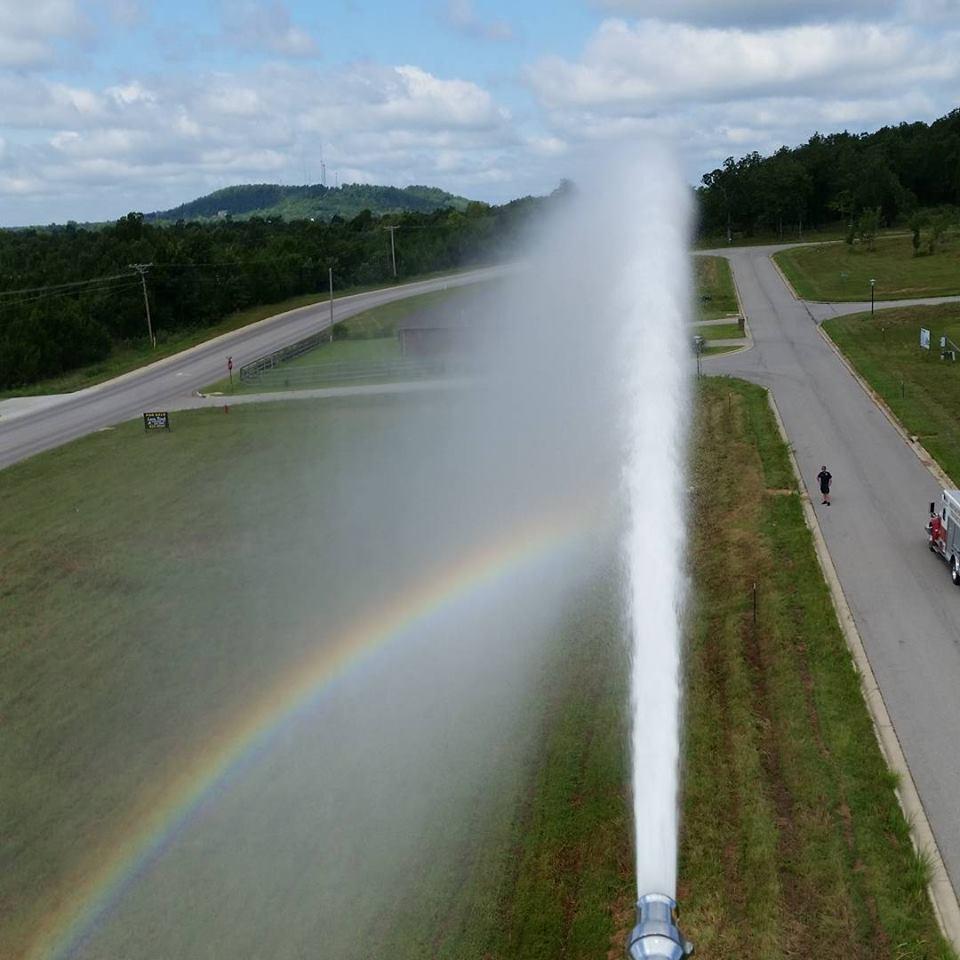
[0,279,141,311]
[0,271,137,298]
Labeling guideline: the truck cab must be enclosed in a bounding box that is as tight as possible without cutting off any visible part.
[928,489,960,583]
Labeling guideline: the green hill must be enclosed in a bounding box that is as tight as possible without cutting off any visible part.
[147,183,472,223]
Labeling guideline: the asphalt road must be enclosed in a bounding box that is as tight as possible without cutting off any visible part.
[704,244,960,896]
[0,266,503,469]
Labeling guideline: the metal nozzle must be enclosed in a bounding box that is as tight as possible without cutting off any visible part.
[626,893,694,959]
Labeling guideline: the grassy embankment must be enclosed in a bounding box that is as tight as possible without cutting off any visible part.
[695,255,739,321]
[3,381,951,958]
[0,267,471,401]
[775,234,960,301]
[823,303,960,482]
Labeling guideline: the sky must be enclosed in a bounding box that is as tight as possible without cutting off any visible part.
[0,0,958,225]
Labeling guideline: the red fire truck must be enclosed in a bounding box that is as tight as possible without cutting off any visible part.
[927,490,960,583]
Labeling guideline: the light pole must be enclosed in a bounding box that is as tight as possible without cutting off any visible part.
[328,267,334,340]
[386,225,398,278]
[870,278,876,319]
[128,263,156,348]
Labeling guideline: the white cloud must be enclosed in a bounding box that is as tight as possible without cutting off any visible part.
[591,0,896,26]
[523,15,960,197]
[222,1,319,58]
[0,0,87,67]
[0,61,520,221]
[441,0,513,41]
[528,19,952,111]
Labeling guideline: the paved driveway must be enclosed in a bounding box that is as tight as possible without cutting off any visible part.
[704,244,960,897]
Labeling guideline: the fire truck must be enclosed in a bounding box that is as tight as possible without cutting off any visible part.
[927,490,960,583]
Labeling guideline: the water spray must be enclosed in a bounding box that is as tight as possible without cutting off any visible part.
[627,893,694,959]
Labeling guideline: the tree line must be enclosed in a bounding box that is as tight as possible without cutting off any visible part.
[697,108,960,240]
[0,196,542,389]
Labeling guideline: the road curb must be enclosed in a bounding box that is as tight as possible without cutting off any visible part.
[816,323,957,489]
[766,391,960,952]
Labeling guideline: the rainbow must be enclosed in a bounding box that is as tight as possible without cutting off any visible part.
[29,506,594,960]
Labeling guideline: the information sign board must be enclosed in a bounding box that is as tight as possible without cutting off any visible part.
[143,411,170,431]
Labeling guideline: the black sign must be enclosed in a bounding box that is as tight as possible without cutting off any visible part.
[143,411,170,431]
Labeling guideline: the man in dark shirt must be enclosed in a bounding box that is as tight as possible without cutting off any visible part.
[817,465,832,506]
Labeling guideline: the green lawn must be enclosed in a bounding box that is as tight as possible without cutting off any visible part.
[775,234,960,301]
[682,378,952,959]
[0,396,632,960]
[698,322,742,341]
[694,255,739,320]
[823,303,960,482]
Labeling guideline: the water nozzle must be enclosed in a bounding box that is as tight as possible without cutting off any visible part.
[626,893,694,959]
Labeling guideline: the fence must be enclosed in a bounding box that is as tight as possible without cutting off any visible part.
[240,358,453,390]
[239,332,328,382]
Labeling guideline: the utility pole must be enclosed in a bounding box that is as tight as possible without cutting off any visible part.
[386,225,398,278]
[328,267,334,339]
[128,263,155,347]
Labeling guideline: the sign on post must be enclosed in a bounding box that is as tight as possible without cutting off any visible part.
[143,411,170,431]
[921,328,931,350]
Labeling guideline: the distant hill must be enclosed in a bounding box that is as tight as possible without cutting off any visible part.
[146,183,472,223]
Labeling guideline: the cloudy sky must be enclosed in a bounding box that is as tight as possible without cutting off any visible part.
[0,0,958,225]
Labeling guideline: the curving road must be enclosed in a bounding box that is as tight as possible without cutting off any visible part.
[0,266,504,470]
[704,244,960,902]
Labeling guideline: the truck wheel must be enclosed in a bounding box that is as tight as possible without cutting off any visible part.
[952,558,960,585]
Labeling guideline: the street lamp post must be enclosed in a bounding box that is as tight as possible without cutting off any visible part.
[870,278,876,319]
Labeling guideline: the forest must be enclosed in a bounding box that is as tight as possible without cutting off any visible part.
[0,196,542,389]
[697,108,960,240]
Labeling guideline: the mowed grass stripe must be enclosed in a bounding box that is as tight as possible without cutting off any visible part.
[695,256,739,321]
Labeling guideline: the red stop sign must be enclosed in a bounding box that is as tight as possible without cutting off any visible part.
[227,357,233,371]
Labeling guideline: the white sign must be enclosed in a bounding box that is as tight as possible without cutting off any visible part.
[921,327,931,350]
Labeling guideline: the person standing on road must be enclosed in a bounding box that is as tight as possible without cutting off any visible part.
[817,465,832,506]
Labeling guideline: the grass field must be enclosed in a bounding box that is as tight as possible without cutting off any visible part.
[695,256,739,320]
[775,234,960,301]
[2,383,950,959]
[698,322,742,341]
[0,396,634,960]
[823,303,960,482]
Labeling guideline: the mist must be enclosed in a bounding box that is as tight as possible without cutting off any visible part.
[64,149,692,959]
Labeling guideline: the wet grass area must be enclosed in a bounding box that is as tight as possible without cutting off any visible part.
[0,396,633,960]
